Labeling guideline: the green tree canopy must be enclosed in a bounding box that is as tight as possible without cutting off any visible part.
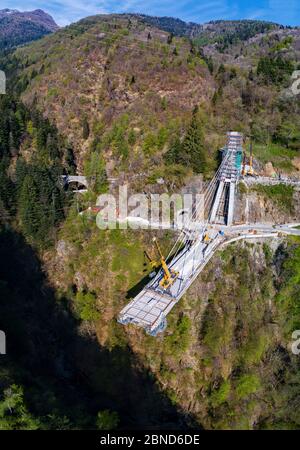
[0,385,39,430]
[96,409,119,430]
[181,113,207,173]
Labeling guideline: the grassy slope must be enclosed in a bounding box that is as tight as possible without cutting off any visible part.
[253,143,297,172]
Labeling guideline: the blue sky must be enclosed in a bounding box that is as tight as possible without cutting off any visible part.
[2,1,300,27]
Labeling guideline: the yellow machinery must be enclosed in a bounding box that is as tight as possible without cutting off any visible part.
[248,142,254,175]
[152,237,179,290]
[242,142,255,176]
[203,233,211,243]
[241,153,246,176]
[144,250,160,270]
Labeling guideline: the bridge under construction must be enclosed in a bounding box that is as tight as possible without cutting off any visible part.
[118,132,248,335]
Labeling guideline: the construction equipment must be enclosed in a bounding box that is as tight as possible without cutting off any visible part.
[248,142,254,176]
[144,249,160,279]
[144,250,160,270]
[242,142,256,176]
[152,237,179,290]
[203,232,211,243]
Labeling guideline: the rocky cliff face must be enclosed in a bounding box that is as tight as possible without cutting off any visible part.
[235,185,300,224]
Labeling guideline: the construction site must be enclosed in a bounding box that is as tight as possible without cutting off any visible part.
[118,132,300,336]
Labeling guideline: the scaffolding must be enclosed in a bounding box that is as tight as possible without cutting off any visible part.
[209,132,243,225]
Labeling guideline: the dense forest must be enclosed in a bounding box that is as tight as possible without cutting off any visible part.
[0,60,126,430]
[0,94,66,244]
[0,14,300,430]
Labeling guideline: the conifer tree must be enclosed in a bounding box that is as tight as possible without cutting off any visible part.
[181,112,207,174]
[65,146,76,174]
[164,136,181,165]
[18,174,40,239]
[0,385,39,430]
[0,158,15,212]
[82,117,90,140]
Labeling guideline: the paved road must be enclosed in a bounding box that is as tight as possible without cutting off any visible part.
[214,222,300,237]
[243,176,300,186]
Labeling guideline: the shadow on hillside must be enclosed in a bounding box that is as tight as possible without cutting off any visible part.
[0,228,199,429]
[126,272,155,299]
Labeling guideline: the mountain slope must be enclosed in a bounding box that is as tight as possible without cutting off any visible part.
[0,8,58,50]
[12,13,300,178]
[15,14,213,172]
[132,14,281,44]
[131,13,203,36]
[0,12,300,431]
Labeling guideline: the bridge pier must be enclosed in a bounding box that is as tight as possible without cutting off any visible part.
[227,181,236,226]
[209,132,243,226]
[209,181,225,223]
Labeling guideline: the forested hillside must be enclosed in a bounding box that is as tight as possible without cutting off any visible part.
[0,13,300,430]
[0,9,58,51]
[10,14,300,179]
[135,15,281,48]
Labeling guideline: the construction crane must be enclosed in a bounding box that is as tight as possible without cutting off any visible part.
[152,237,179,290]
[144,250,160,269]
